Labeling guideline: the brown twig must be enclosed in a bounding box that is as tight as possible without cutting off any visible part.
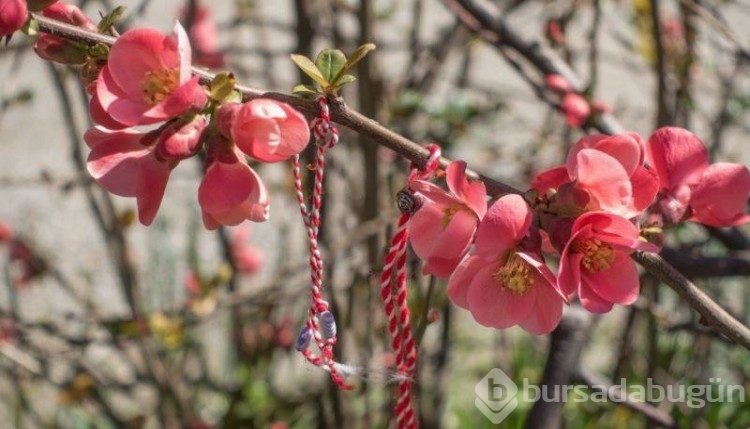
[31,10,750,354]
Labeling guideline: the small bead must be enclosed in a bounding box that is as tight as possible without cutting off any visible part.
[320,311,337,339]
[295,327,312,351]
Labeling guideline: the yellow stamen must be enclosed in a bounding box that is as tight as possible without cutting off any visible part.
[575,238,615,272]
[491,255,533,295]
[140,68,179,105]
[441,205,461,229]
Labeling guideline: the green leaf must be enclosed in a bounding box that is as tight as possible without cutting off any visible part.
[290,54,329,87]
[292,84,322,95]
[331,43,376,85]
[97,6,127,34]
[329,74,357,93]
[315,49,347,84]
[344,43,376,71]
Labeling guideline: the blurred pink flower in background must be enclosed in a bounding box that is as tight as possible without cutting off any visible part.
[0,221,11,243]
[230,225,263,275]
[561,93,590,128]
[408,161,487,278]
[180,1,225,68]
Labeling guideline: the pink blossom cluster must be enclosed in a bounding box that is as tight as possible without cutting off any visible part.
[82,23,310,228]
[408,128,749,334]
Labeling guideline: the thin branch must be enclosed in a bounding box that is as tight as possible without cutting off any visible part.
[30,12,750,353]
[31,13,519,198]
[633,251,750,350]
[575,369,677,428]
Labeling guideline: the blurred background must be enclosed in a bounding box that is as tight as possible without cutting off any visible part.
[0,0,749,427]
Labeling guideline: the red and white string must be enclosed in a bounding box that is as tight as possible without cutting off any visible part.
[380,144,441,429]
[292,97,351,390]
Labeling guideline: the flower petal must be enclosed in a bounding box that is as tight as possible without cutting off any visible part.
[445,161,487,218]
[85,127,149,197]
[136,156,171,226]
[198,158,254,213]
[474,195,531,259]
[518,278,564,335]
[421,209,477,277]
[646,127,708,191]
[690,162,750,227]
[447,255,483,308]
[466,263,537,329]
[583,252,640,305]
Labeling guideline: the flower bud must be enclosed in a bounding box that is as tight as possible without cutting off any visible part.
[215,102,241,139]
[0,0,28,38]
[156,116,207,161]
[396,188,423,215]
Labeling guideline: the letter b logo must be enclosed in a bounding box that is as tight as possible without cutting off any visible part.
[475,368,519,423]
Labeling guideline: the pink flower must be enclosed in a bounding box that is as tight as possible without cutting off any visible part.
[8,239,45,286]
[180,2,225,68]
[567,133,659,212]
[532,132,659,220]
[689,163,750,227]
[198,135,269,230]
[545,20,565,45]
[93,23,207,127]
[34,3,96,65]
[218,99,310,163]
[559,211,658,313]
[561,93,590,128]
[0,221,11,243]
[230,226,263,275]
[646,127,750,226]
[0,0,27,38]
[446,195,564,334]
[408,161,487,278]
[546,74,573,94]
[85,127,175,226]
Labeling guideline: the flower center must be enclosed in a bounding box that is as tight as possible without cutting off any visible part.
[441,205,462,229]
[140,68,179,105]
[491,255,532,295]
[576,238,615,272]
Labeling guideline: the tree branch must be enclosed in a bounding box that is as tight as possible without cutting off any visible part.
[31,12,750,352]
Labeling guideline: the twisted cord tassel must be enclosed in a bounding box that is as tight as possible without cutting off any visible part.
[292,97,351,390]
[381,145,442,429]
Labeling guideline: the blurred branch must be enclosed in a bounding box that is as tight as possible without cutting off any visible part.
[575,369,677,428]
[524,307,594,429]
